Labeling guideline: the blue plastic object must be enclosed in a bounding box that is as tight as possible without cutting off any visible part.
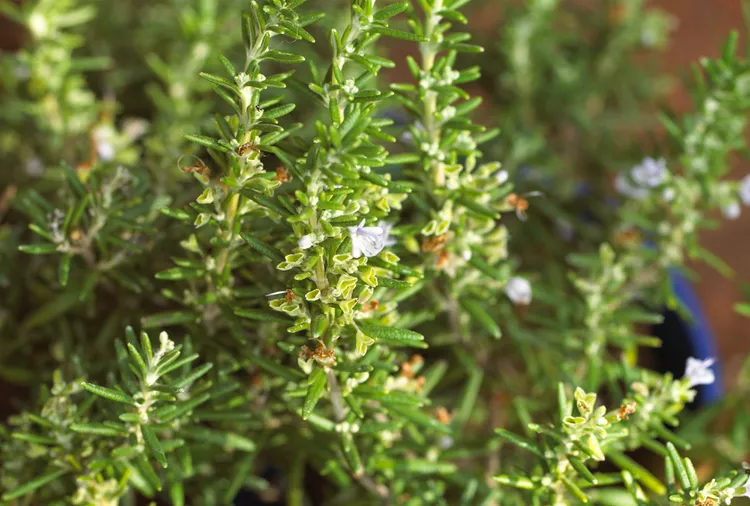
[651,269,723,406]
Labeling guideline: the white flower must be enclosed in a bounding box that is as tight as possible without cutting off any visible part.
[298,234,315,250]
[662,188,675,201]
[505,277,532,305]
[377,221,396,247]
[495,170,509,185]
[684,357,716,388]
[722,202,741,220]
[739,174,750,205]
[616,157,668,199]
[631,157,667,187]
[348,219,389,258]
[614,172,644,199]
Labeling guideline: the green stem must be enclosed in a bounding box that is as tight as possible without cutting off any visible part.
[420,0,444,188]
[216,192,241,284]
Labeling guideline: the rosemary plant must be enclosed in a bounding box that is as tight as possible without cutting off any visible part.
[2,0,750,505]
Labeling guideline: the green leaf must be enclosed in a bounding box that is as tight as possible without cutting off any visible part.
[736,302,750,317]
[651,423,691,450]
[607,450,666,495]
[683,457,698,488]
[159,207,193,222]
[455,195,500,219]
[173,363,213,389]
[459,297,501,338]
[665,443,691,491]
[2,468,69,500]
[691,245,734,277]
[389,405,452,434]
[358,322,425,345]
[340,433,362,473]
[240,232,284,262]
[494,428,543,458]
[569,457,598,484]
[440,42,483,53]
[302,368,327,419]
[81,382,136,405]
[183,134,232,153]
[456,369,483,425]
[247,354,306,382]
[278,19,315,43]
[394,459,457,475]
[493,474,535,490]
[18,243,58,254]
[127,343,149,380]
[182,427,256,451]
[368,257,423,278]
[155,353,199,376]
[235,308,290,323]
[373,1,409,20]
[722,30,739,61]
[134,454,162,491]
[199,72,237,89]
[262,103,296,120]
[141,311,196,329]
[20,274,99,332]
[468,255,504,281]
[297,10,325,27]
[142,425,168,468]
[70,423,126,436]
[561,475,588,503]
[155,267,205,280]
[385,153,421,165]
[155,393,211,423]
[243,191,293,217]
[224,454,255,504]
[377,277,413,289]
[11,433,58,445]
[438,8,468,24]
[356,386,424,407]
[218,54,236,77]
[263,50,305,63]
[370,26,427,42]
[58,254,72,286]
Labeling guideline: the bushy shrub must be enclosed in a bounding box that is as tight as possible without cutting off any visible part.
[2,1,750,505]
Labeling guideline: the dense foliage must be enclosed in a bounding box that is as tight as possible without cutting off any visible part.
[2,0,750,505]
